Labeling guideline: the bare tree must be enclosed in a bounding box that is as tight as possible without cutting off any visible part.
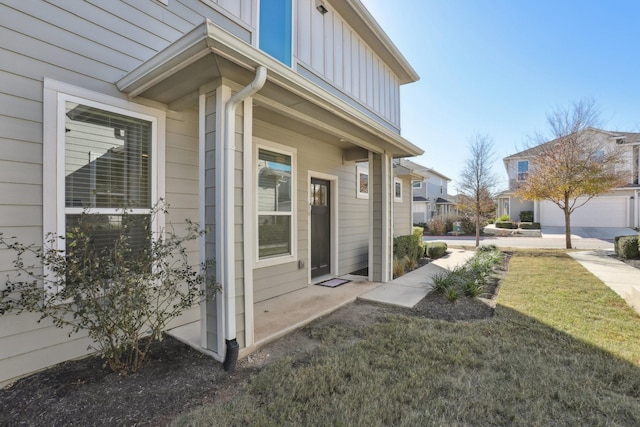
[457,133,500,247]
[515,99,629,248]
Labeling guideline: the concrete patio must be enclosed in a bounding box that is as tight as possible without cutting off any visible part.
[168,249,476,359]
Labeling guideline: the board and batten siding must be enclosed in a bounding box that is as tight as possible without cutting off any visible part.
[252,120,369,303]
[295,0,401,131]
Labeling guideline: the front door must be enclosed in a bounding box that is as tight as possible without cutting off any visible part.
[310,178,331,278]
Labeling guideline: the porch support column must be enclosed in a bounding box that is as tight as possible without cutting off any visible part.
[369,151,393,282]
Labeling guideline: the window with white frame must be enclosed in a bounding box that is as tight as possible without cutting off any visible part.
[517,160,529,181]
[356,164,369,199]
[256,143,296,262]
[44,80,164,272]
[394,178,403,202]
[412,181,422,189]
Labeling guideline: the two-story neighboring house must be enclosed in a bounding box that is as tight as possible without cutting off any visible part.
[497,128,640,228]
[396,159,455,223]
[0,0,422,385]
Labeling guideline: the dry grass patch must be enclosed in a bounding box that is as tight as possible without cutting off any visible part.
[172,251,640,426]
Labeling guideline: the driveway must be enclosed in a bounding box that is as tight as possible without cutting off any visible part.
[424,227,637,250]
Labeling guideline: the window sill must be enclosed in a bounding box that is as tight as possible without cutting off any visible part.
[255,254,297,269]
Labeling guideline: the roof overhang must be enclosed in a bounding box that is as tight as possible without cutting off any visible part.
[117,19,422,158]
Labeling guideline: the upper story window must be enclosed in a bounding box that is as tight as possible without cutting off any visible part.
[412,181,422,189]
[517,160,529,181]
[259,0,292,66]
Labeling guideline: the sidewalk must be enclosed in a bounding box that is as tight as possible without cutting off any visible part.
[569,250,640,316]
[359,249,475,308]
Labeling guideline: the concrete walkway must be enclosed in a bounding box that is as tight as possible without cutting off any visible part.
[359,248,476,308]
[569,250,640,316]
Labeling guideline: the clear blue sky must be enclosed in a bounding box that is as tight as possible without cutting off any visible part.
[360,0,640,191]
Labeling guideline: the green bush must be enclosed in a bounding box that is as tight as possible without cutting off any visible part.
[425,242,448,259]
[498,214,510,222]
[519,222,541,230]
[430,246,504,303]
[519,211,534,222]
[487,218,495,224]
[495,221,514,229]
[412,226,424,239]
[394,234,422,261]
[0,203,216,375]
[614,235,640,259]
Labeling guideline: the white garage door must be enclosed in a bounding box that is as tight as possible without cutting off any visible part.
[539,197,628,227]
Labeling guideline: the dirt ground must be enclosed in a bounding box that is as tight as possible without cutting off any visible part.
[0,252,591,426]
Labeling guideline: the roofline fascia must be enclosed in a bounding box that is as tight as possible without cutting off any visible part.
[117,19,423,157]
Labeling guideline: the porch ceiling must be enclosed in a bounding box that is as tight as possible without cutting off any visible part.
[116,19,423,158]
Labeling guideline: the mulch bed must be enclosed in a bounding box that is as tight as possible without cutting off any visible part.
[1,254,508,426]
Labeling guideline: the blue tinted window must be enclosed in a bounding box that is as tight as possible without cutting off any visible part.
[259,0,292,66]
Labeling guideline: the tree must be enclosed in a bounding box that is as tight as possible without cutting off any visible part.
[515,99,629,249]
[457,133,500,247]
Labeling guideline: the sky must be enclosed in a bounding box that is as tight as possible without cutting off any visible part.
[360,0,640,191]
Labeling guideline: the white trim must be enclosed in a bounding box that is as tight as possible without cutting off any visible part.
[356,164,369,199]
[43,79,165,292]
[214,86,229,355]
[198,92,207,350]
[242,98,255,347]
[307,171,339,284]
[367,152,374,281]
[254,137,298,268]
[393,177,403,202]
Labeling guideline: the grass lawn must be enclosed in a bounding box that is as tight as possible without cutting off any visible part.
[172,250,640,426]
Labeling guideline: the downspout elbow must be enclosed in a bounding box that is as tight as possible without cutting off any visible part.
[222,65,267,372]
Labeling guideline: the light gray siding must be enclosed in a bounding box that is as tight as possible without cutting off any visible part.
[393,177,412,236]
[295,0,401,132]
[252,120,369,303]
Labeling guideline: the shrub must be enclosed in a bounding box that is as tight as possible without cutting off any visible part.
[393,234,422,261]
[498,214,510,222]
[428,217,446,236]
[0,203,217,375]
[412,226,424,239]
[445,287,459,303]
[495,221,514,229]
[425,242,448,259]
[519,211,534,222]
[393,256,407,278]
[519,222,541,230]
[614,235,640,259]
[487,218,495,224]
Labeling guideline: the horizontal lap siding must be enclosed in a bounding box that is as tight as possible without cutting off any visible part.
[0,0,246,384]
[253,121,369,303]
[393,177,412,237]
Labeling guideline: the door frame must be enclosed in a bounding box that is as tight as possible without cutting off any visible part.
[307,171,338,284]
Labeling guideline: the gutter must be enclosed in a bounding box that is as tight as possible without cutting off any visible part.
[222,65,267,372]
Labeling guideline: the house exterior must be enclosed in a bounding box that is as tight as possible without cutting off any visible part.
[0,0,422,385]
[497,128,640,227]
[394,159,455,223]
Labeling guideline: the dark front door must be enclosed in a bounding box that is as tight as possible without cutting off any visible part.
[310,178,331,278]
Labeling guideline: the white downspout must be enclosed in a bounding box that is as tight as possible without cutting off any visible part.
[222,65,267,372]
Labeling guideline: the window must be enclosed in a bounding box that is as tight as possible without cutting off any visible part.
[591,149,605,162]
[356,164,369,199]
[412,181,422,189]
[394,178,403,202]
[256,143,296,263]
[44,80,164,280]
[517,160,529,181]
[259,0,292,66]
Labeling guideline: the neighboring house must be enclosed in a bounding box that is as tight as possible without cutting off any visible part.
[395,159,455,223]
[497,128,640,227]
[0,0,422,385]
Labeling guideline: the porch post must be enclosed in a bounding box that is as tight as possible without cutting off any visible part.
[369,151,393,282]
